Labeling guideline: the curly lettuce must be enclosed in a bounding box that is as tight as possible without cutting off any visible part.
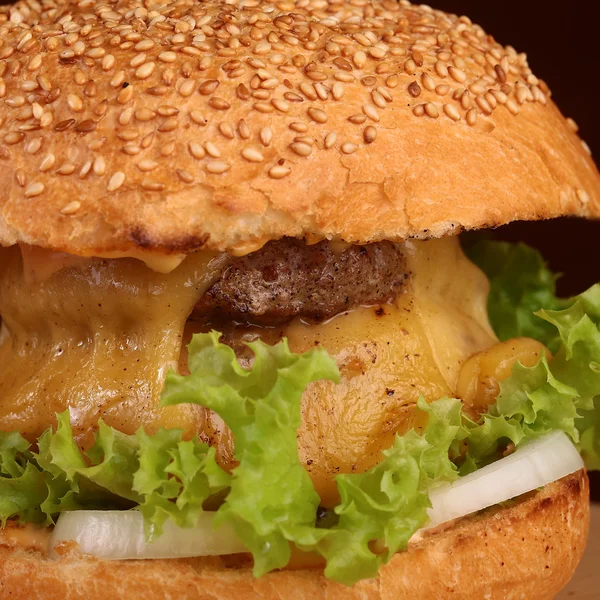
[465,240,570,352]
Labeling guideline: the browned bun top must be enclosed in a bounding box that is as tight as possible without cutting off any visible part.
[0,0,598,257]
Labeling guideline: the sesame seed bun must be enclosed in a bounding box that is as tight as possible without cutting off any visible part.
[0,1,598,256]
[0,470,589,600]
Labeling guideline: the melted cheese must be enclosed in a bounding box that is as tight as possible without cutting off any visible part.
[0,237,497,508]
[0,247,229,446]
[283,237,497,505]
[19,244,187,283]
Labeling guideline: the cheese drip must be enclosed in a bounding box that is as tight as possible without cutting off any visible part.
[0,247,229,446]
[287,237,498,505]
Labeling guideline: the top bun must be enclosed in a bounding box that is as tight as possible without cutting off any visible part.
[0,0,598,257]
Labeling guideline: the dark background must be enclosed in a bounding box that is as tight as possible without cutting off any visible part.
[433,0,600,291]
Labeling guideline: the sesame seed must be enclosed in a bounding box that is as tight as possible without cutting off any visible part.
[61,201,81,215]
[102,54,116,71]
[341,142,358,155]
[435,61,448,78]
[25,138,42,154]
[516,85,528,105]
[466,108,478,126]
[268,165,291,179]
[458,91,471,110]
[494,64,507,83]
[189,143,206,159]
[219,122,235,139]
[39,154,55,172]
[386,74,399,88]
[190,111,207,125]
[135,108,156,122]
[4,131,25,145]
[177,169,194,184]
[178,79,195,97]
[290,142,312,157]
[408,82,421,97]
[15,169,26,187]
[448,67,467,83]
[349,113,367,125]
[209,97,230,110]
[238,119,251,139]
[141,180,165,192]
[469,81,486,96]
[364,126,377,144]
[93,156,106,176]
[206,161,231,174]
[371,90,386,109]
[299,82,318,101]
[506,98,520,115]
[421,73,435,92]
[135,62,156,80]
[118,85,134,104]
[107,171,125,191]
[577,189,590,205]
[566,117,579,133]
[272,98,290,112]
[369,47,386,60]
[324,132,337,149]
[308,107,327,124]
[67,94,83,112]
[57,163,76,176]
[79,161,93,179]
[353,51,367,69]
[284,91,303,103]
[475,95,493,115]
[25,181,44,197]
[253,102,274,114]
[314,83,328,101]
[137,159,158,172]
[425,103,439,118]
[158,118,178,132]
[199,79,220,95]
[205,142,221,158]
[159,51,177,63]
[332,82,345,100]
[363,104,380,122]
[443,104,461,122]
[242,147,264,162]
[260,127,273,146]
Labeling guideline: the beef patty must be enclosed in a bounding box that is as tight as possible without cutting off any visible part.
[193,238,407,325]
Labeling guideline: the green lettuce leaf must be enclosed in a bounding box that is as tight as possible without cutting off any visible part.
[465,241,570,352]
[315,397,462,584]
[462,285,600,469]
[161,331,340,576]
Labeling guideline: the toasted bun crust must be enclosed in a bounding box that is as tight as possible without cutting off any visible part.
[0,1,599,256]
[0,470,588,600]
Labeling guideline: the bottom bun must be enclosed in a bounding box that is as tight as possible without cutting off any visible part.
[0,470,589,600]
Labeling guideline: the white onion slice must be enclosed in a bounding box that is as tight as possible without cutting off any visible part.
[49,432,583,561]
[49,510,247,560]
[423,431,583,531]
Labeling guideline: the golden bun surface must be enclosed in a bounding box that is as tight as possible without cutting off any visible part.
[0,470,589,600]
[0,0,599,256]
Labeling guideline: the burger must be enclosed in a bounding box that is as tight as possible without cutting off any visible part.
[0,0,598,598]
